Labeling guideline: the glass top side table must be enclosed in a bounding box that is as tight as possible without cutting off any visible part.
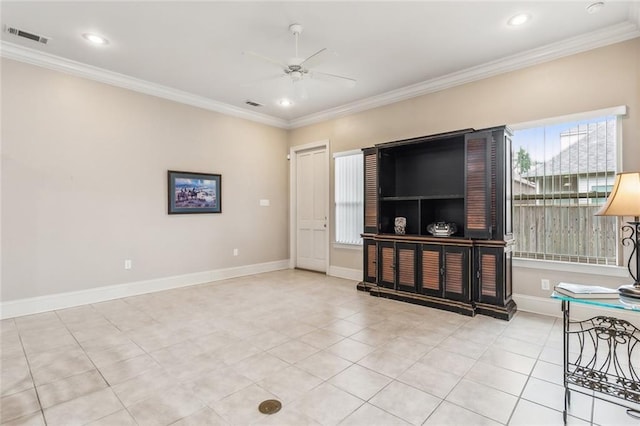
[551,288,640,423]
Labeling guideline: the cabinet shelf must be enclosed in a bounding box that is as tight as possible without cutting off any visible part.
[377,233,472,243]
[381,194,464,201]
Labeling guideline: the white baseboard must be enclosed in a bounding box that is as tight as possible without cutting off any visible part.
[514,293,639,326]
[513,293,562,318]
[0,260,290,319]
[328,266,361,281]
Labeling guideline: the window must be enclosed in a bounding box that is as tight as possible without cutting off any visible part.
[511,108,625,265]
[334,150,363,245]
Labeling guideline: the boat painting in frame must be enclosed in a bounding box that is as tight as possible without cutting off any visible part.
[168,170,221,214]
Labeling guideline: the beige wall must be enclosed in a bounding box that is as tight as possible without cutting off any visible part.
[2,38,639,304]
[1,59,289,301]
[289,38,640,297]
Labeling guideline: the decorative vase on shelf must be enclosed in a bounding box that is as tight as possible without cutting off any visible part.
[394,217,406,235]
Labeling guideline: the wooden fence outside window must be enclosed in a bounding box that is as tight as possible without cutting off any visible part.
[513,203,617,264]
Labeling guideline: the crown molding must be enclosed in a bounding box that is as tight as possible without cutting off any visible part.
[289,21,640,129]
[2,19,638,131]
[0,41,289,129]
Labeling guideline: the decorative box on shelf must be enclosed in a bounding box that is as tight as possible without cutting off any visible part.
[426,222,457,237]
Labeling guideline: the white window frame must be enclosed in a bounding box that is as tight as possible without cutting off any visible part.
[333,149,364,248]
[510,105,628,275]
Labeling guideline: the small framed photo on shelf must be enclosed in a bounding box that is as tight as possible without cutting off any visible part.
[168,170,221,214]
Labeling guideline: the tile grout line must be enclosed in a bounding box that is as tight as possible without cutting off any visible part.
[13,320,47,426]
[53,308,139,425]
[12,319,55,422]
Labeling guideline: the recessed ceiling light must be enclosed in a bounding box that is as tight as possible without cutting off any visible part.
[279,99,293,107]
[586,2,605,14]
[82,33,109,45]
[507,13,531,27]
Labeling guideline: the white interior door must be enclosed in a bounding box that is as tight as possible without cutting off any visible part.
[295,147,328,272]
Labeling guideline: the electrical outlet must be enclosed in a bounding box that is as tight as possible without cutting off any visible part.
[233,248,239,256]
[541,279,550,290]
[124,259,132,270]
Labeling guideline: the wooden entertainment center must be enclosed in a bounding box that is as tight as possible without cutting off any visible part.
[357,126,517,320]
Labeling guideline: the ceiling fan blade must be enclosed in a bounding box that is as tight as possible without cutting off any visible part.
[311,70,357,88]
[239,74,286,88]
[299,48,328,68]
[243,51,288,70]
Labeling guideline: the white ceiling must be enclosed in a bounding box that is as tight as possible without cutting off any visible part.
[1,1,639,128]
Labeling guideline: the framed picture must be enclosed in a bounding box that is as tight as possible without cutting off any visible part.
[168,170,221,214]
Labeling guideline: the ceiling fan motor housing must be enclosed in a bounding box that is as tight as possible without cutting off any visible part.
[289,23,303,35]
[285,63,307,81]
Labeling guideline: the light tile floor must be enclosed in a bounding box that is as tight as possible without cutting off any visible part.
[1,269,637,425]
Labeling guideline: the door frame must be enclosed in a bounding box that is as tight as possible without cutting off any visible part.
[289,139,330,272]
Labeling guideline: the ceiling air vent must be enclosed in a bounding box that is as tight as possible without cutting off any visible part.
[245,100,263,107]
[5,26,50,44]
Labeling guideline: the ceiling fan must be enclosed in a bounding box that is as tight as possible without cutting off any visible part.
[243,23,356,98]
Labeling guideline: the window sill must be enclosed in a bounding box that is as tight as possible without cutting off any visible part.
[513,258,628,277]
[333,242,363,251]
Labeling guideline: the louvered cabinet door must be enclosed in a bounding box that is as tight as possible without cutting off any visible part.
[473,246,506,305]
[378,242,395,289]
[420,244,442,297]
[465,131,492,239]
[396,243,418,293]
[486,127,513,241]
[500,130,513,239]
[363,148,378,233]
[443,246,471,302]
[363,238,377,283]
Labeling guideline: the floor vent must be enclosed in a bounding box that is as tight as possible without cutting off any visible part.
[5,26,50,44]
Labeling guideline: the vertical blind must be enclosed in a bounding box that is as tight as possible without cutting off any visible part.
[512,110,622,265]
[334,151,364,245]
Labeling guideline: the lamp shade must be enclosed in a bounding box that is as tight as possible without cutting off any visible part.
[595,172,640,217]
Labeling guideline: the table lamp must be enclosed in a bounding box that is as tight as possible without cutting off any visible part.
[595,171,640,298]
